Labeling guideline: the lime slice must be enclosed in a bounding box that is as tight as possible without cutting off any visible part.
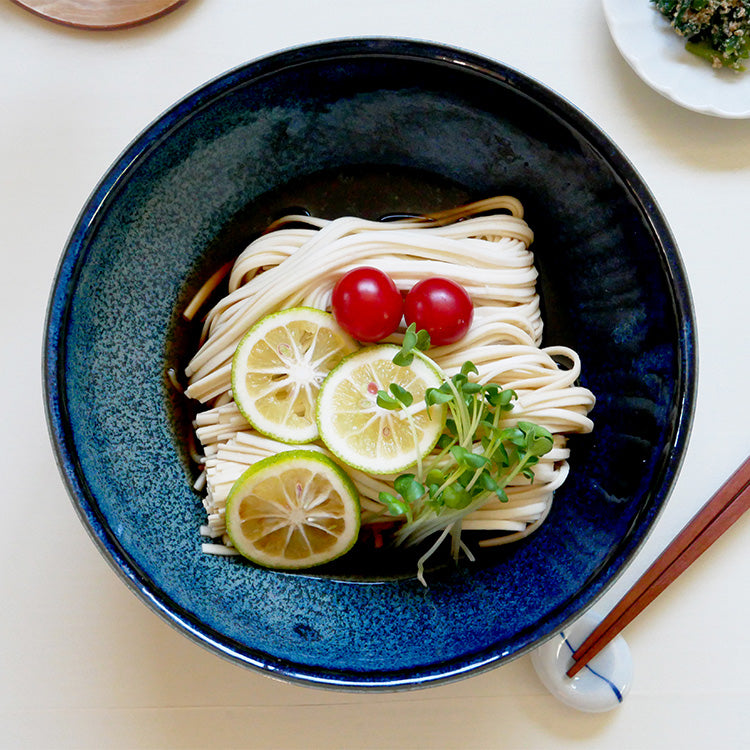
[231,307,358,443]
[316,345,446,475]
[225,450,361,569]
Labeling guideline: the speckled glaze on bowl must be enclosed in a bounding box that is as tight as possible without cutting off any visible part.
[44,38,695,690]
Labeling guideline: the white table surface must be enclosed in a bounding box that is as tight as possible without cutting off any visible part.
[2,1,749,747]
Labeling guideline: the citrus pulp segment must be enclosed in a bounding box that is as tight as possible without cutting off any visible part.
[225,450,361,569]
[316,345,446,475]
[231,307,358,443]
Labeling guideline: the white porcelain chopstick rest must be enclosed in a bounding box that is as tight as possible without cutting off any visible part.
[531,611,633,712]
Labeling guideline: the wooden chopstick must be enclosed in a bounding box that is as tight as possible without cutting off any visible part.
[566,454,750,678]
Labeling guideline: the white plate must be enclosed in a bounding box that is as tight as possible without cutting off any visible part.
[602,0,750,118]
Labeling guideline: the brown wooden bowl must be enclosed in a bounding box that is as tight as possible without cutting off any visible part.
[11,0,189,30]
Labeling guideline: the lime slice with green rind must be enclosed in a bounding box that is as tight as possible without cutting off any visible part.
[225,450,360,569]
[316,345,446,475]
[231,307,358,444]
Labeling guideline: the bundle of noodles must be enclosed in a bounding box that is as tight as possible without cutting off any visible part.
[183,196,595,557]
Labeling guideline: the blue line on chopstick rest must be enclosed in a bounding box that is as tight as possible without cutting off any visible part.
[561,632,623,703]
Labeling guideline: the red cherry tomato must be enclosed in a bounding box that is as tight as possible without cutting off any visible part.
[331,267,403,342]
[404,278,473,346]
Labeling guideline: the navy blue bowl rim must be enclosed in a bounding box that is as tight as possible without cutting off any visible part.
[43,37,697,690]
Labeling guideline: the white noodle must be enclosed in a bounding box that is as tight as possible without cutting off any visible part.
[184,197,595,555]
[201,543,240,556]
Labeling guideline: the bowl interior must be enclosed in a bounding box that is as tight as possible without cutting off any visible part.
[45,39,694,689]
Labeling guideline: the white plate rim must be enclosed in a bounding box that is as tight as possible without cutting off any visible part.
[602,0,750,118]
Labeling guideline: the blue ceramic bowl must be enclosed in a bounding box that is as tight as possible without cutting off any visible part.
[44,39,695,689]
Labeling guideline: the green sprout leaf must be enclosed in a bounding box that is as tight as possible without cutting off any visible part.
[402,324,417,350]
[499,426,525,447]
[378,491,410,517]
[393,474,425,505]
[436,433,454,450]
[451,373,468,389]
[518,421,554,457]
[389,382,413,407]
[450,445,490,470]
[392,323,431,366]
[442,484,472,509]
[495,487,509,503]
[415,328,431,351]
[476,472,500,493]
[376,390,401,410]
[425,387,454,407]
[392,350,414,367]
[425,469,445,485]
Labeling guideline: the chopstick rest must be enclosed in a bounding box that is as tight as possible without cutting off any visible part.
[534,454,750,708]
[531,610,633,712]
[566,454,750,678]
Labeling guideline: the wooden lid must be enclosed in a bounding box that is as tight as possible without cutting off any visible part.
[11,0,190,30]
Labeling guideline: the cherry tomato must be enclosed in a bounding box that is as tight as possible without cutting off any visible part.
[331,267,403,342]
[404,278,473,346]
